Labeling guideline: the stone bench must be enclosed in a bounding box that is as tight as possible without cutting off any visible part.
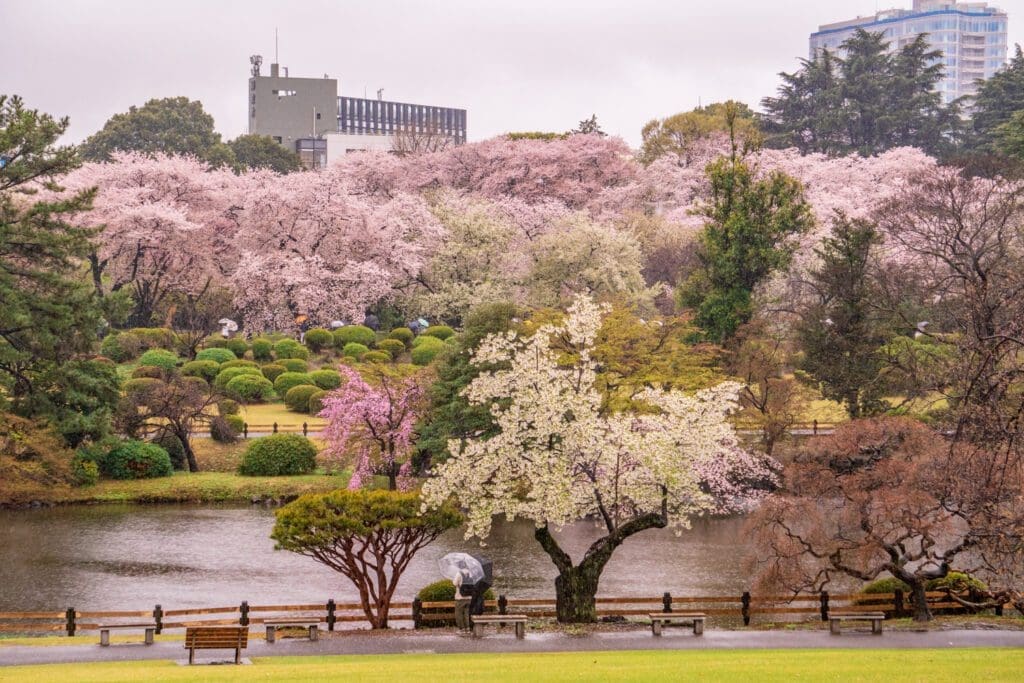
[470,613,527,639]
[97,622,156,646]
[264,618,319,643]
[829,611,885,635]
[649,612,706,636]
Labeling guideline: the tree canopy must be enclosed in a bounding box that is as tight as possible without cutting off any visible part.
[81,96,223,162]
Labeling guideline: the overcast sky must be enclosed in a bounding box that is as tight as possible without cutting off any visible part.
[3,0,1023,148]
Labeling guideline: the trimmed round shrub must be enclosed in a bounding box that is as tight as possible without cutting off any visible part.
[251,338,274,361]
[342,342,369,359]
[220,359,258,369]
[279,358,309,373]
[284,384,321,413]
[183,375,209,390]
[225,374,274,402]
[238,434,318,476]
[412,334,443,348]
[132,327,177,350]
[218,398,240,416]
[138,349,179,370]
[214,365,263,390]
[196,347,237,364]
[131,365,164,379]
[70,453,100,486]
[862,572,987,595]
[411,336,445,365]
[387,327,414,347]
[361,351,391,364]
[333,325,376,348]
[210,415,240,444]
[274,372,314,396]
[203,335,229,348]
[122,377,165,395]
[274,339,310,360]
[102,440,174,480]
[416,580,496,627]
[309,369,342,390]
[100,331,142,362]
[226,338,249,358]
[304,328,333,352]
[308,389,329,415]
[152,432,186,470]
[376,339,406,359]
[225,414,245,433]
[182,360,221,383]
[423,325,455,341]
[260,363,287,382]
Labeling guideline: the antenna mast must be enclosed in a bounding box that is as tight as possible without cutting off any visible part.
[275,28,279,63]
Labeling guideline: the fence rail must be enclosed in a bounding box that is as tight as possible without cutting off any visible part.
[0,589,1001,636]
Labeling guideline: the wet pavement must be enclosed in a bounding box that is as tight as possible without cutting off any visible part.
[2,628,1023,667]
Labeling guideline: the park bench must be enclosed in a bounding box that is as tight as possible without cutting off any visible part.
[828,611,885,635]
[470,613,527,639]
[184,626,249,664]
[97,622,156,646]
[264,618,320,643]
[648,612,706,636]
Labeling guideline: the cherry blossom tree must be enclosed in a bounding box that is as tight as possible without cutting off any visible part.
[421,295,774,622]
[319,365,426,491]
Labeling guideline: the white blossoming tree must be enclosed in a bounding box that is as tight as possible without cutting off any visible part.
[421,295,774,622]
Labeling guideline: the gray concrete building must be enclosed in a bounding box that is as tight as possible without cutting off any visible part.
[248,60,337,152]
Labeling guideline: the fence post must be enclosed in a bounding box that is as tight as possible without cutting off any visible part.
[154,604,163,634]
[995,601,1004,617]
[66,607,76,637]
[498,594,508,615]
[894,589,904,618]
[273,422,278,434]
[412,597,422,629]
[741,592,751,626]
[239,601,250,627]
[303,422,308,437]
[663,592,672,613]
[819,591,829,621]
[326,599,336,631]
[813,419,818,435]
[243,422,248,439]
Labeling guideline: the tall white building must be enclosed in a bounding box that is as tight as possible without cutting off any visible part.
[810,1,1008,103]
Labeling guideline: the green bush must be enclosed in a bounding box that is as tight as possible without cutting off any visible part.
[181,360,221,383]
[376,339,406,359]
[70,453,100,486]
[308,369,342,390]
[220,359,258,369]
[279,358,309,373]
[151,432,187,470]
[423,325,455,340]
[361,350,391,364]
[218,398,240,416]
[861,572,987,596]
[274,339,310,360]
[308,389,329,415]
[131,365,164,379]
[225,374,274,402]
[203,336,229,348]
[304,328,333,352]
[238,434,318,476]
[122,377,165,395]
[274,372,314,396]
[214,366,263,390]
[226,338,249,358]
[342,342,369,358]
[138,349,179,369]
[225,414,245,433]
[251,338,274,361]
[416,580,496,627]
[196,347,237,364]
[182,375,208,390]
[388,327,414,347]
[285,384,321,412]
[130,327,177,349]
[411,336,446,365]
[412,334,443,348]
[333,325,376,348]
[210,415,240,443]
[100,331,142,362]
[102,440,173,480]
[260,363,287,382]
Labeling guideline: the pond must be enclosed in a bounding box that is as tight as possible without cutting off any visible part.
[0,504,752,611]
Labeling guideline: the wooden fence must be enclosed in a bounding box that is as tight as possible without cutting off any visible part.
[0,590,993,636]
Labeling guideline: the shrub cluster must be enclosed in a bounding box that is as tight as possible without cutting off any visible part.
[151,432,187,470]
[411,336,446,365]
[251,338,274,361]
[309,369,342,390]
[138,349,179,370]
[376,339,406,359]
[101,440,174,480]
[334,325,376,348]
[304,328,333,352]
[131,365,165,379]
[238,434,318,476]
[220,359,258,370]
[361,350,391,364]
[226,338,249,358]
[196,347,237,364]
[342,342,369,359]
[260,363,287,382]
[274,372,314,396]
[122,377,165,395]
[181,360,220,383]
[284,384,321,413]
[274,339,310,360]
[388,327,414,347]
[308,389,329,415]
[279,358,309,373]
[225,374,274,402]
[214,366,263,390]
[423,325,455,340]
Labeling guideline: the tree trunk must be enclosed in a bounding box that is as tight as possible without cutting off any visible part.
[553,563,602,622]
[178,429,199,473]
[908,581,932,622]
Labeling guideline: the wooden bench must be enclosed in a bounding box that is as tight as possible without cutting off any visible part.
[184,626,249,664]
[649,612,706,636]
[470,614,527,639]
[97,622,156,646]
[264,618,319,643]
[829,612,885,635]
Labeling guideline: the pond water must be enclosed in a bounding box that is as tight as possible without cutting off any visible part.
[0,504,752,611]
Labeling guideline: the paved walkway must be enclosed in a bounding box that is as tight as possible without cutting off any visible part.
[2,628,1022,667]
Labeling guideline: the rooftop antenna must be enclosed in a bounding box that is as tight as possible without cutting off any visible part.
[377,88,384,101]
[275,28,279,63]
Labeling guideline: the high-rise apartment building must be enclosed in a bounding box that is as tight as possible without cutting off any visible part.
[809,1,1008,103]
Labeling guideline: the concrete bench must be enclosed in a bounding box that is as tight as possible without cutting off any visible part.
[184,626,249,664]
[470,613,527,639]
[648,612,706,636]
[97,622,156,646]
[829,611,885,635]
[264,618,319,643]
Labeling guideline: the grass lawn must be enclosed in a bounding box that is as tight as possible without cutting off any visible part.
[238,402,326,429]
[3,649,1022,682]
[56,471,345,504]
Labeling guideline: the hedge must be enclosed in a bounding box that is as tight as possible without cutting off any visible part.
[225,374,274,402]
[181,360,221,383]
[138,349,179,370]
[309,369,342,390]
[251,338,274,361]
[422,325,455,341]
[274,372,314,396]
[213,365,264,390]
[238,434,318,476]
[388,327,414,347]
[196,347,237,364]
[101,440,174,480]
[342,342,369,359]
[334,325,376,348]
[274,339,310,360]
[376,339,406,359]
[304,328,333,352]
[284,384,321,413]
[278,358,309,373]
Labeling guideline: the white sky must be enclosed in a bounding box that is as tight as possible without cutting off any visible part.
[3,0,1023,147]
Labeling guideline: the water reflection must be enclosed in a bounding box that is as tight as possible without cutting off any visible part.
[0,505,750,611]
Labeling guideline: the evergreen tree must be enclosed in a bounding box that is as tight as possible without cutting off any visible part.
[227,134,303,174]
[971,45,1024,151]
[80,96,222,162]
[762,50,845,154]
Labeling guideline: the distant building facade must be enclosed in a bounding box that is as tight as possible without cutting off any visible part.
[248,58,466,168]
[809,1,1008,103]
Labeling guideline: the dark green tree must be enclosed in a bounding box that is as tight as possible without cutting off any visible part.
[570,114,606,136]
[761,50,845,154]
[970,45,1024,151]
[227,134,303,174]
[0,95,121,446]
[80,96,222,162]
[796,214,889,419]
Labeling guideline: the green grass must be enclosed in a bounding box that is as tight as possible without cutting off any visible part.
[57,471,346,504]
[238,402,326,429]
[2,649,1022,682]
